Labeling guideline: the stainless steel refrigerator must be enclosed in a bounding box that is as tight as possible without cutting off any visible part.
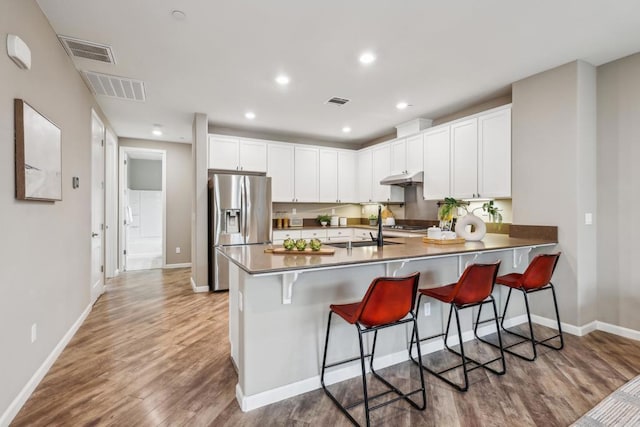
[208,171,272,291]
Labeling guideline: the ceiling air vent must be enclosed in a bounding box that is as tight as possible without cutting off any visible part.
[81,71,146,102]
[58,35,116,64]
[326,96,350,106]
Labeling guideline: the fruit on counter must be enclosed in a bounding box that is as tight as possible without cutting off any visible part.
[295,238,308,251]
[310,238,322,251]
[283,238,296,250]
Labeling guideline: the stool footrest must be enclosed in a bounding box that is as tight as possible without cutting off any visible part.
[323,353,373,370]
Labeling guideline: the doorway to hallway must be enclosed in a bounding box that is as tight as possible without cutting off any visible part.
[120,147,166,271]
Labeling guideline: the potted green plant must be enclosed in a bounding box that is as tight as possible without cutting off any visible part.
[368,214,378,226]
[316,214,331,227]
[437,197,467,230]
[474,200,503,224]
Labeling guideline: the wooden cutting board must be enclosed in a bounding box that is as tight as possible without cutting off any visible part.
[264,247,336,255]
[422,237,466,245]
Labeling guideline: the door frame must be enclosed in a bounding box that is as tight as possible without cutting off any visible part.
[90,109,106,304]
[118,146,167,271]
[104,128,119,278]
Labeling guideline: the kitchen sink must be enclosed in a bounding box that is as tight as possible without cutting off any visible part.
[326,240,402,249]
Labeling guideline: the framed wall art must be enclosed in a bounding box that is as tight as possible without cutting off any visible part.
[14,99,62,201]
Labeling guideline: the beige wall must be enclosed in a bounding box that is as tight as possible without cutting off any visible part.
[0,0,114,421]
[597,52,640,330]
[119,138,192,265]
[511,61,597,326]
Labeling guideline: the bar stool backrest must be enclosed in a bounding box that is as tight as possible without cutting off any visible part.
[520,253,561,290]
[452,261,501,305]
[356,272,420,328]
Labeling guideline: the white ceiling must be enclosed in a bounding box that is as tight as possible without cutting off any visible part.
[36,1,640,146]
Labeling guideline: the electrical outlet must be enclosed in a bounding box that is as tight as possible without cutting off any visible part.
[292,208,296,215]
[176,247,181,254]
[423,302,431,316]
[331,208,336,215]
[31,323,37,343]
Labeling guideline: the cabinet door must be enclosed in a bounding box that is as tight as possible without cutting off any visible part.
[451,118,478,199]
[294,146,319,202]
[337,150,357,203]
[239,139,267,172]
[390,139,407,175]
[423,127,451,200]
[208,135,239,170]
[406,134,424,173]
[267,143,294,202]
[371,144,391,202]
[478,108,511,198]
[319,149,338,202]
[372,144,404,202]
[357,149,373,203]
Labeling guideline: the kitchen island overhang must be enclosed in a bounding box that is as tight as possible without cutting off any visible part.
[217,233,557,412]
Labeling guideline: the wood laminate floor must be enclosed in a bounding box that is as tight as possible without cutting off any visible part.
[11,268,640,426]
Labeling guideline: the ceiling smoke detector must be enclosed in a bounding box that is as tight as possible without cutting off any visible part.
[326,96,350,106]
[81,71,146,102]
[58,35,116,64]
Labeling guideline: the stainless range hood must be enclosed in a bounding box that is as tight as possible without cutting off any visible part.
[379,171,423,187]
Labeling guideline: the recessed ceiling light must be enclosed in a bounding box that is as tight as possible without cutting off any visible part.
[245,111,256,120]
[359,52,376,65]
[171,10,186,20]
[275,75,290,85]
[342,126,351,133]
[152,125,162,136]
[396,102,409,110]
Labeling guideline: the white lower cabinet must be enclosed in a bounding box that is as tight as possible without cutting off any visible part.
[326,228,353,242]
[301,229,328,242]
[353,228,374,241]
[272,229,301,244]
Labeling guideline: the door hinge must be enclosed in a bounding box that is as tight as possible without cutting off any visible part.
[124,159,127,165]
[100,223,104,230]
[124,250,127,255]
[100,265,104,273]
[101,139,104,147]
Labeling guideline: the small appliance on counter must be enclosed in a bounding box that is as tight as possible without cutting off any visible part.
[339,217,347,226]
[330,215,339,226]
[289,216,303,227]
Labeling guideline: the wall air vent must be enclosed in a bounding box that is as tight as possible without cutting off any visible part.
[58,35,116,64]
[81,71,146,102]
[326,97,350,106]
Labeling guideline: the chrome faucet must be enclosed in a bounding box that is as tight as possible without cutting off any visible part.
[377,205,384,247]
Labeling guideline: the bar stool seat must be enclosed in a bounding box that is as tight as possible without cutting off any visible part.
[321,272,426,427]
[410,261,505,392]
[482,253,563,361]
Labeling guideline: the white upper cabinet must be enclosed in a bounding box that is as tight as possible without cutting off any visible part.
[406,134,424,173]
[238,139,268,172]
[319,149,338,202]
[390,139,407,175]
[451,118,479,199]
[390,134,423,175]
[478,108,511,198]
[423,126,451,200]
[372,144,404,203]
[337,150,357,203]
[293,146,319,202]
[358,149,373,203]
[267,143,294,202]
[208,135,267,172]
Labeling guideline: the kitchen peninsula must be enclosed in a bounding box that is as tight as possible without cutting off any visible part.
[218,230,557,412]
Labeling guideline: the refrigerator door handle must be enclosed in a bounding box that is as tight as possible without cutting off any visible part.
[241,175,248,244]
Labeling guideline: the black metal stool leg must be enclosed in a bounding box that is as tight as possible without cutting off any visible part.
[320,311,334,389]
[490,296,506,375]
[356,325,371,427]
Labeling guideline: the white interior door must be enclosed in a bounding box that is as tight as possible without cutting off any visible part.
[91,111,105,304]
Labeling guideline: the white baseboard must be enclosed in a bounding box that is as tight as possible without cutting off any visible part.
[190,276,209,293]
[594,321,640,341]
[0,303,92,427]
[164,263,192,269]
[236,314,528,412]
[530,315,640,340]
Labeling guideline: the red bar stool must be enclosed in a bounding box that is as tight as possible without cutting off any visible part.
[409,261,505,392]
[321,272,426,427]
[484,252,563,361]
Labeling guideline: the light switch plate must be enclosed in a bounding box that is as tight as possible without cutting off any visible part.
[585,213,593,225]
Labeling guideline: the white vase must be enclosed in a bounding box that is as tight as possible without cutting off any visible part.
[454,212,487,241]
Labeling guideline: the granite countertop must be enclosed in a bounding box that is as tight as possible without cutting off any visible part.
[218,233,558,275]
